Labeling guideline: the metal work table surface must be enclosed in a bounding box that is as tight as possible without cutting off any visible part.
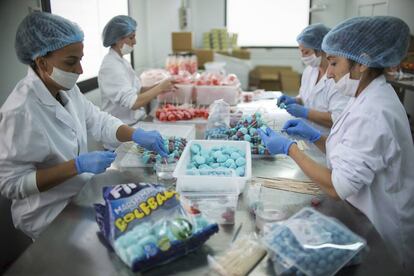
[5,100,403,276]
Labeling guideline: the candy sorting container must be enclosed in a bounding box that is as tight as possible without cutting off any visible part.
[157,84,194,104]
[180,190,239,225]
[262,207,367,276]
[173,140,252,193]
[195,85,240,106]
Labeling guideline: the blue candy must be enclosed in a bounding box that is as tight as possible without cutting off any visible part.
[217,154,228,163]
[235,157,246,166]
[231,152,241,160]
[194,155,206,165]
[191,144,201,154]
[244,134,251,142]
[240,127,248,135]
[235,166,245,176]
[224,159,235,168]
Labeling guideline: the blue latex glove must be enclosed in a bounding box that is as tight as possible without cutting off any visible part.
[258,127,296,155]
[75,151,116,174]
[285,104,309,119]
[282,119,321,143]
[277,95,297,107]
[132,128,168,157]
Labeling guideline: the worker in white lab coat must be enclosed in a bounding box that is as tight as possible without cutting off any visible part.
[98,16,173,134]
[0,12,168,239]
[278,24,350,134]
[260,16,414,273]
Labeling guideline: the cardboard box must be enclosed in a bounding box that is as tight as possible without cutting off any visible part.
[172,32,193,52]
[232,49,250,60]
[193,49,214,69]
[249,66,296,91]
[280,71,300,93]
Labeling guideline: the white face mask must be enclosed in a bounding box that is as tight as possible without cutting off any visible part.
[301,54,321,68]
[49,67,80,90]
[120,43,134,55]
[334,73,360,97]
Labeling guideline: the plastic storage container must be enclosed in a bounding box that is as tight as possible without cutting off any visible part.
[180,190,239,225]
[173,140,252,193]
[157,84,194,104]
[195,85,240,106]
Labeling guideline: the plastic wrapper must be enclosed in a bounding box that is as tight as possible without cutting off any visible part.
[262,207,368,276]
[205,99,231,139]
[208,234,267,276]
[94,183,219,272]
[140,69,171,87]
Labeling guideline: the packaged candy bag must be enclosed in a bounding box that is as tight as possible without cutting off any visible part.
[205,99,231,140]
[94,183,219,272]
[262,208,367,276]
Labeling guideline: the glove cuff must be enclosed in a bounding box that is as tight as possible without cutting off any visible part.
[284,140,296,155]
[132,128,144,144]
[309,131,322,143]
[74,157,82,174]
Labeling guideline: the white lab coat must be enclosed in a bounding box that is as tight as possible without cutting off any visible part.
[299,66,350,134]
[98,48,145,126]
[0,67,124,238]
[326,75,414,272]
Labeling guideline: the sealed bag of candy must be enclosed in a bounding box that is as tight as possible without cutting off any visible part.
[262,207,368,276]
[94,183,219,272]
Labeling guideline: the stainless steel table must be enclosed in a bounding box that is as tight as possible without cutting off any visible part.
[5,101,404,275]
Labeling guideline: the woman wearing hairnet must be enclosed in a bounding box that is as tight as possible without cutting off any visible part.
[260,16,414,273]
[0,12,168,239]
[278,24,350,134]
[98,15,173,146]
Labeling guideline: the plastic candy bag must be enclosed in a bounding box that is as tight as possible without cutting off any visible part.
[262,207,367,276]
[94,183,219,272]
[205,99,231,139]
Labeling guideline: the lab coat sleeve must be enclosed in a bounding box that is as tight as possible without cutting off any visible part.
[0,111,50,199]
[326,83,350,122]
[329,113,398,199]
[298,66,310,99]
[79,92,124,144]
[98,63,139,109]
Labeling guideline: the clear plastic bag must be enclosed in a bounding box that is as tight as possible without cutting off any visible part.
[205,99,231,139]
[262,207,368,276]
[208,233,267,276]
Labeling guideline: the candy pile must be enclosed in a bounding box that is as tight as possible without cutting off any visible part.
[114,216,211,266]
[142,137,187,164]
[186,143,246,177]
[263,208,367,276]
[94,183,219,272]
[205,113,271,155]
[155,104,209,121]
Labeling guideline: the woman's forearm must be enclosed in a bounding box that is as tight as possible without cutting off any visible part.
[307,109,333,128]
[116,124,134,142]
[314,135,327,153]
[288,144,339,199]
[131,85,162,110]
[36,160,78,192]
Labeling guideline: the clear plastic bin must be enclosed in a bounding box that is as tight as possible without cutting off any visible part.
[157,84,194,104]
[180,190,239,225]
[173,140,252,193]
[195,85,240,106]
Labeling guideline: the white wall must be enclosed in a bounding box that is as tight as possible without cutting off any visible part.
[346,0,414,116]
[0,0,41,106]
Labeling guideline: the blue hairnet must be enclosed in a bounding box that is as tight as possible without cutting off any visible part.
[15,12,84,65]
[322,16,410,68]
[102,15,137,47]
[296,23,330,51]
